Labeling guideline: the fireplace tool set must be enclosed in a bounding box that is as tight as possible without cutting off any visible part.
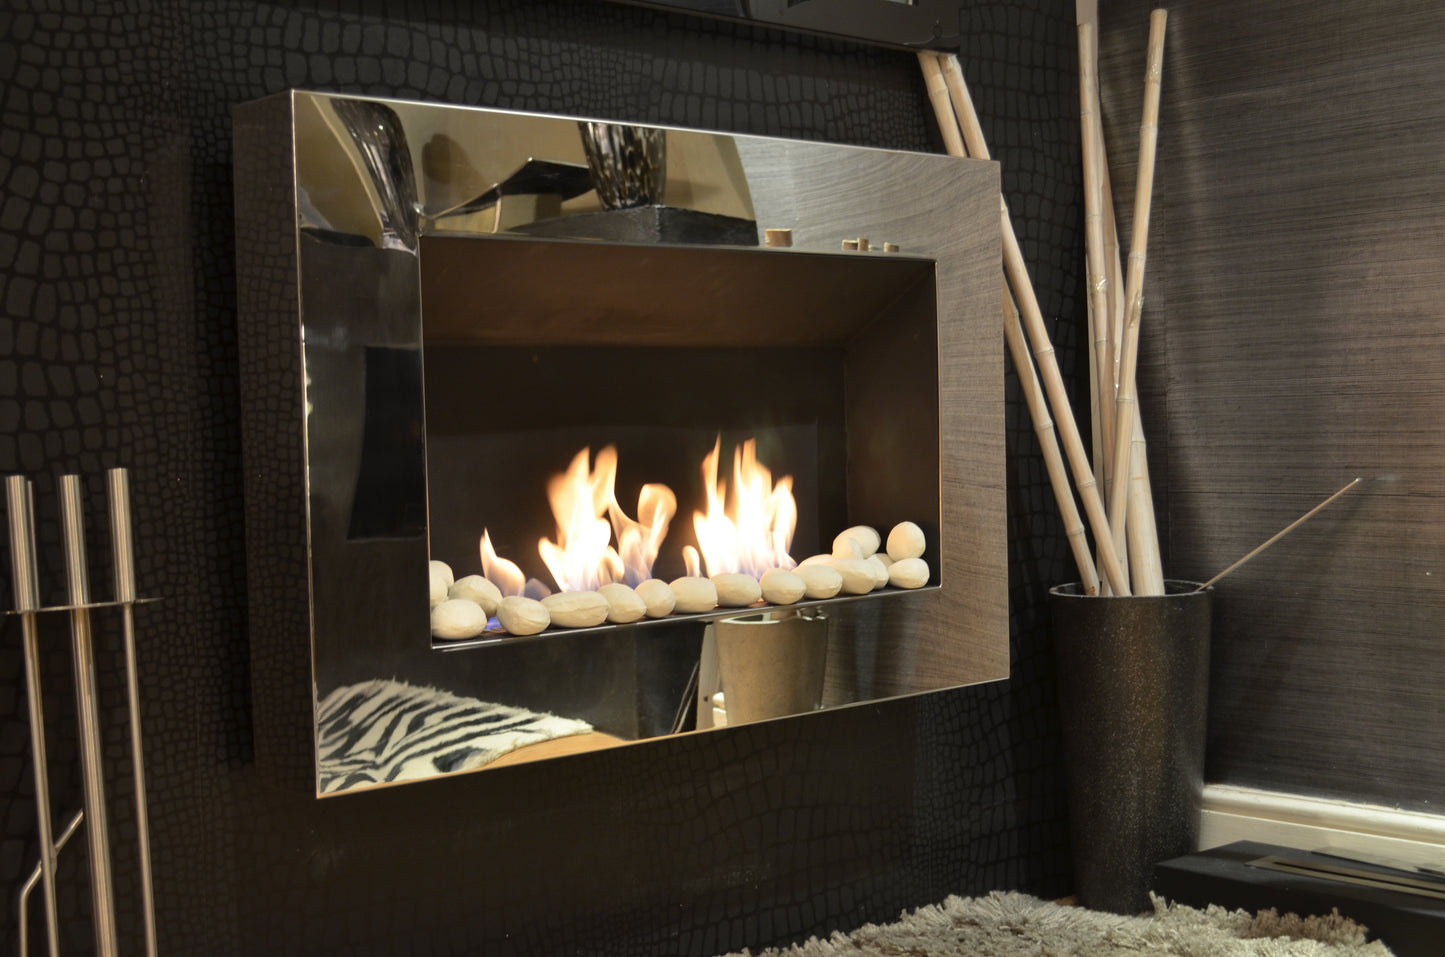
[6,468,158,957]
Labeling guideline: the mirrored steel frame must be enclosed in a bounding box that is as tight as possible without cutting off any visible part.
[233,92,1006,796]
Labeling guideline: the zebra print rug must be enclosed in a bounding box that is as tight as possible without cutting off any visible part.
[316,679,593,793]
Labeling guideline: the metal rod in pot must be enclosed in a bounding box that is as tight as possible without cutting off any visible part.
[108,467,159,957]
[18,810,85,957]
[6,474,62,957]
[59,473,120,957]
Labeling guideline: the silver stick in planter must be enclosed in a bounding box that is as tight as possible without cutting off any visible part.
[6,468,158,957]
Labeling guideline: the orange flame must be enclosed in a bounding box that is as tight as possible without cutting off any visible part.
[692,437,797,578]
[682,545,702,579]
[539,446,677,591]
[539,447,623,592]
[480,528,526,597]
[610,482,677,587]
[480,439,790,597]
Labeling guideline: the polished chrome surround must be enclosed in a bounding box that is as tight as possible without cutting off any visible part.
[234,92,1006,796]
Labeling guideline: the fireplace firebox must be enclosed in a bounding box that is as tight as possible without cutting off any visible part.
[234,91,1004,796]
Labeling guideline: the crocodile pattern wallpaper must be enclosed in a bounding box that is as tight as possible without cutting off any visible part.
[0,1,1086,953]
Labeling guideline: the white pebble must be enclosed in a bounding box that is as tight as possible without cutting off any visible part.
[833,525,880,558]
[864,555,891,590]
[712,573,762,607]
[430,598,488,639]
[449,574,502,616]
[889,557,930,589]
[541,591,610,628]
[429,560,454,606]
[497,595,549,636]
[635,578,676,618]
[669,576,718,613]
[831,558,876,595]
[799,552,838,567]
[886,521,926,562]
[429,559,455,587]
[598,583,647,623]
[795,563,842,599]
[760,568,806,604]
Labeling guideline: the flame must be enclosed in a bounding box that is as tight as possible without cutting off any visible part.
[539,447,622,592]
[539,446,677,591]
[480,528,526,597]
[692,437,797,578]
[480,438,790,596]
[610,482,677,587]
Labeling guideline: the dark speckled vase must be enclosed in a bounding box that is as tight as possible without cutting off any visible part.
[577,122,667,210]
[1049,580,1213,915]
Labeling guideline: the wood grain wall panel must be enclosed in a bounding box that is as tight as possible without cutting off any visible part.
[1098,0,1445,812]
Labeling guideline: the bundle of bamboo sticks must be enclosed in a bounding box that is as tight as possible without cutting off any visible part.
[919,7,1170,596]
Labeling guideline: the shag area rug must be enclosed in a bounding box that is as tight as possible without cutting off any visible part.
[720,890,1396,957]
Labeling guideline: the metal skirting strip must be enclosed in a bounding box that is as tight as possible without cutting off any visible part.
[1247,854,1445,902]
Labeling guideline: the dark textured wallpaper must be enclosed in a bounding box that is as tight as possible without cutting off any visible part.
[1097,0,1445,814]
[0,1,1086,953]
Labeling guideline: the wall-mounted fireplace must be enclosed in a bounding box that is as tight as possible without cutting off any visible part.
[233,91,1004,796]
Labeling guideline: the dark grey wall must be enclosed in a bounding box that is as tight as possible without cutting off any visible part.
[0,1,1087,954]
[1098,0,1445,813]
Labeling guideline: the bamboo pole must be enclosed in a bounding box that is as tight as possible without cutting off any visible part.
[1079,22,1116,502]
[920,52,1101,593]
[1104,192,1129,590]
[1086,280,1103,560]
[1078,2,1131,593]
[1004,281,1101,594]
[936,53,1131,595]
[1079,2,1128,392]
[1102,155,1136,594]
[1126,404,1165,593]
[919,53,966,158]
[938,56,986,158]
[1086,7,1167,591]
[1106,9,1168,569]
[1099,172,1129,562]
[1104,170,1127,390]
[1000,214,1138,594]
